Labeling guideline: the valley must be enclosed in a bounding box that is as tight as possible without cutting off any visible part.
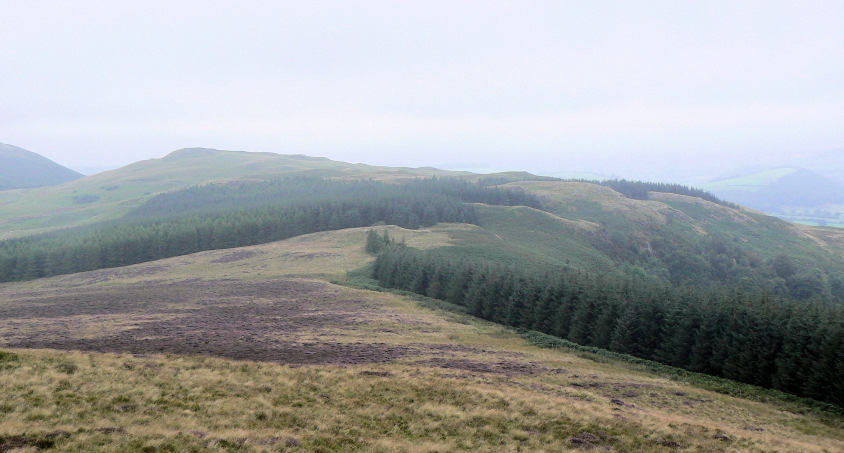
[5,3,844,451]
[0,148,842,451]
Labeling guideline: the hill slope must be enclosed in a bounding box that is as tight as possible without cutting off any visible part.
[0,143,82,190]
[0,228,841,452]
[1,153,844,450]
[0,148,466,239]
[496,180,844,300]
[704,167,844,227]
[3,158,844,301]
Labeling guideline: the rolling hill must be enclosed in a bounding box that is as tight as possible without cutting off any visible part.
[1,148,843,450]
[796,148,844,186]
[0,143,82,190]
[0,228,841,451]
[2,149,843,300]
[0,148,465,240]
[478,180,844,300]
[704,167,844,227]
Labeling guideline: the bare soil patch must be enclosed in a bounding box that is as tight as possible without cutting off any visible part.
[210,249,265,263]
[412,357,546,376]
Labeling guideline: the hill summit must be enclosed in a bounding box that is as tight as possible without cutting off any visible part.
[0,143,83,190]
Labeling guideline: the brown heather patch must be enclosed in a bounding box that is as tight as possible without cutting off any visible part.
[0,278,842,451]
[0,230,842,451]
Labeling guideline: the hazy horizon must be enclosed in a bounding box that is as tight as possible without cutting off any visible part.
[3,1,843,182]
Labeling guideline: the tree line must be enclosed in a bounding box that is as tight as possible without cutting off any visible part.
[598,179,736,207]
[0,177,537,282]
[371,241,844,407]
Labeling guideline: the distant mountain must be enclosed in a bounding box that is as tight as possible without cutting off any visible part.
[794,149,844,185]
[703,167,844,225]
[0,143,83,190]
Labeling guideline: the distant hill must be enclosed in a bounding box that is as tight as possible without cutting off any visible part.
[706,167,844,210]
[0,147,472,239]
[795,148,844,185]
[704,167,844,226]
[0,143,83,190]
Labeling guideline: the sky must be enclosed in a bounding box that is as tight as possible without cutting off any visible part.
[2,1,843,181]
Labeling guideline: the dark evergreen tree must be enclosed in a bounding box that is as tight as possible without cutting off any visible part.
[369,245,844,406]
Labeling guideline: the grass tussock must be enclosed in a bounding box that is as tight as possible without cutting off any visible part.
[0,347,842,452]
[1,228,843,451]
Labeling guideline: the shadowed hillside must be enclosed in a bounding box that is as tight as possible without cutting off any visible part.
[0,143,82,190]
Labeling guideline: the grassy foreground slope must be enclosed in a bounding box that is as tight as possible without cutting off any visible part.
[0,148,465,240]
[1,226,842,452]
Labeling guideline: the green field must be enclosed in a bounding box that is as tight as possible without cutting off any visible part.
[704,167,798,190]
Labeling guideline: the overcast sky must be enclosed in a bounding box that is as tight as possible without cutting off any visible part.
[2,1,843,180]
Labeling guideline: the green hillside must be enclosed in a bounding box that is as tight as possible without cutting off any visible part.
[498,180,844,300]
[0,148,466,240]
[0,143,82,190]
[1,151,844,450]
[3,150,843,301]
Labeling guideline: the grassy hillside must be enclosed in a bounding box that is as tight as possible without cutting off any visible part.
[3,151,844,450]
[0,148,466,240]
[0,143,82,191]
[1,228,841,452]
[426,204,618,276]
[500,180,844,300]
[4,160,844,300]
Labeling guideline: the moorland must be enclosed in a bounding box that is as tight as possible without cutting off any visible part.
[0,146,842,452]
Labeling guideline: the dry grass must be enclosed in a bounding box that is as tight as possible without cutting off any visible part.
[1,292,841,451]
[1,227,842,452]
[3,343,841,452]
[0,224,462,293]
[502,181,667,224]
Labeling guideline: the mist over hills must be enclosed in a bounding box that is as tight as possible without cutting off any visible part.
[0,143,83,190]
[704,166,844,227]
[797,148,844,185]
[707,168,844,208]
